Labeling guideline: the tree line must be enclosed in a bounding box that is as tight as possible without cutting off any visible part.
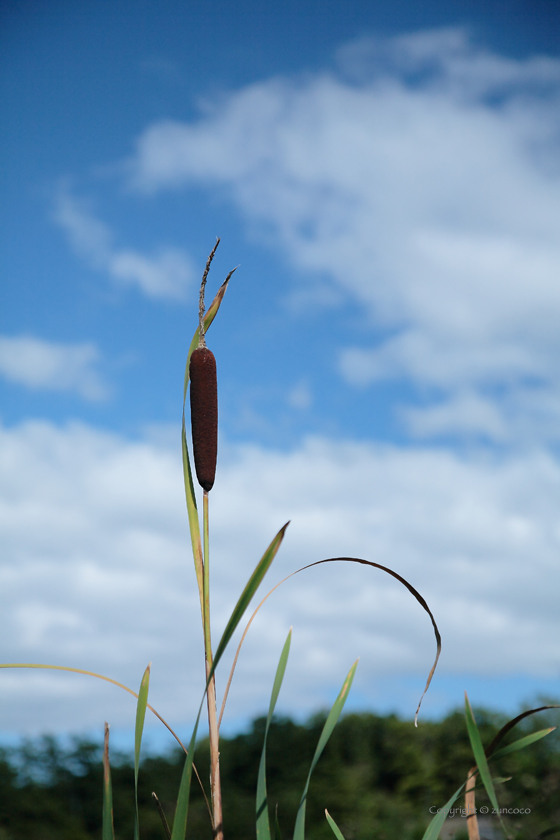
[0,706,558,839]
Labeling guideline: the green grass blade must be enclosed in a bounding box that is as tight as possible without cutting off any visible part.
[171,700,206,840]
[484,705,560,758]
[465,692,508,837]
[257,630,292,840]
[152,793,172,840]
[293,660,358,840]
[490,727,556,761]
[209,522,289,684]
[134,664,151,840]
[274,804,283,840]
[182,417,204,605]
[325,810,346,840]
[421,782,466,840]
[102,723,115,840]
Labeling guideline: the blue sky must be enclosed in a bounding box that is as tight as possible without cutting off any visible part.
[2,1,560,749]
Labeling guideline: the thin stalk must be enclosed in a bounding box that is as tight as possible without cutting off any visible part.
[465,767,480,840]
[202,490,223,840]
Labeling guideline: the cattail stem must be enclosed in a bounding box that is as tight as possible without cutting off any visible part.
[202,490,223,840]
[465,766,480,840]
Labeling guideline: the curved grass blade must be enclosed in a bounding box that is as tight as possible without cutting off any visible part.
[102,723,115,840]
[0,663,185,745]
[134,664,151,840]
[152,792,172,840]
[0,665,212,821]
[293,660,358,840]
[490,727,556,761]
[209,522,289,686]
[467,706,559,840]
[309,559,440,724]
[257,630,292,840]
[219,556,441,727]
[421,781,466,840]
[325,810,346,840]
[485,705,560,758]
[0,662,213,836]
[465,692,508,839]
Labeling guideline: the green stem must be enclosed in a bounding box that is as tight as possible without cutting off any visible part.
[202,490,223,840]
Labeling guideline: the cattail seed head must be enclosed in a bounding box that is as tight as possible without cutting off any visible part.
[190,347,218,492]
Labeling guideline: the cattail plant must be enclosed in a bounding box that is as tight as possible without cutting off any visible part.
[16,238,550,840]
[190,243,219,494]
[185,238,232,840]
[0,240,444,840]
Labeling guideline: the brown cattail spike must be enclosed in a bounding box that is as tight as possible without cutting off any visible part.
[190,347,218,492]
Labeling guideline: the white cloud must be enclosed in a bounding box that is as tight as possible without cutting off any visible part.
[336,28,560,96]
[0,419,559,734]
[0,335,108,400]
[53,187,194,300]
[109,247,193,299]
[401,390,508,440]
[287,380,312,410]
[128,28,560,441]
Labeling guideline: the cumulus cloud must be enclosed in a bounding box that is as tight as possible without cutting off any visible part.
[53,187,194,299]
[0,335,108,400]
[0,419,559,733]
[127,27,560,441]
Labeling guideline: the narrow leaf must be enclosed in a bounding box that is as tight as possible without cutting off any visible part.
[485,705,560,757]
[325,810,346,840]
[283,557,440,724]
[182,417,204,609]
[182,270,234,404]
[102,723,115,840]
[274,804,283,840]
[220,555,441,727]
[293,661,358,840]
[0,662,191,750]
[490,727,556,761]
[210,522,289,684]
[153,792,172,840]
[134,664,151,840]
[465,692,508,838]
[257,630,292,840]
[171,701,205,840]
[421,782,466,840]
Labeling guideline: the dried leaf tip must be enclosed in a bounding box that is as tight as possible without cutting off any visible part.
[198,238,220,349]
[190,240,237,492]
